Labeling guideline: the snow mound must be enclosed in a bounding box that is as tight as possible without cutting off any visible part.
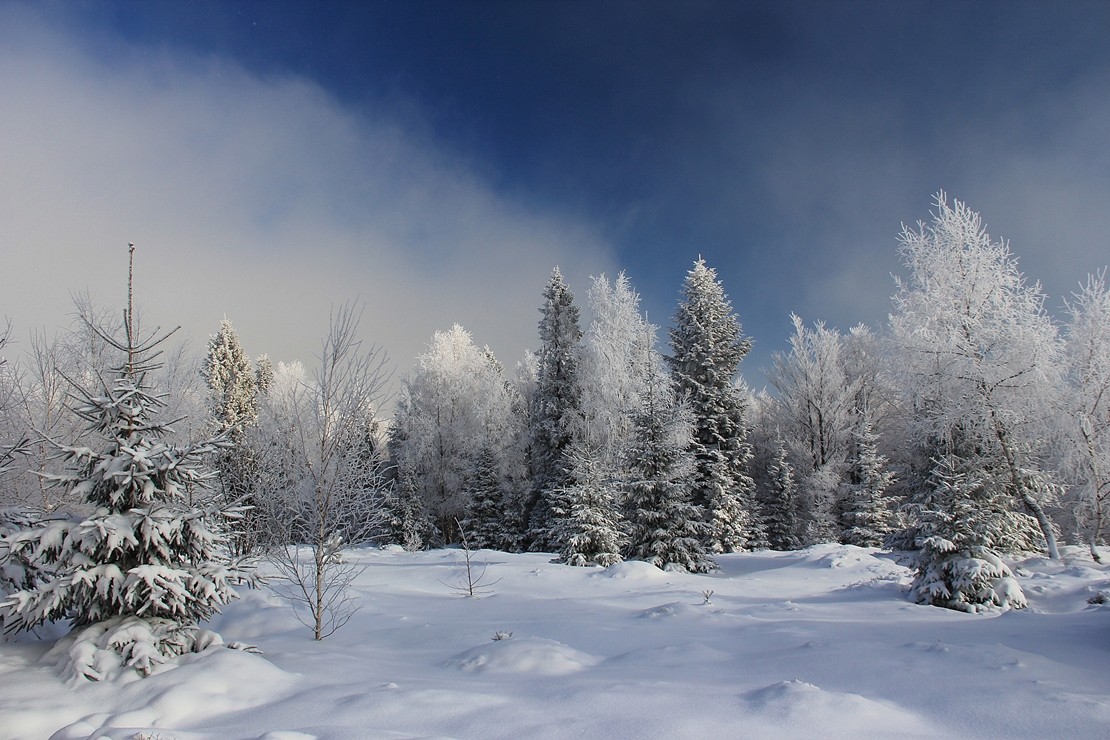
[446,637,598,676]
[593,560,668,581]
[638,601,701,619]
[742,679,934,737]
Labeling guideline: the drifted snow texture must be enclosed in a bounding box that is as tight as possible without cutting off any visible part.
[1,543,1109,739]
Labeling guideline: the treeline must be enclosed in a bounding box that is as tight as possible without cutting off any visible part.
[2,193,1109,621]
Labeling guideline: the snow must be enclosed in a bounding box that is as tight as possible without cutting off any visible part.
[2,544,1108,739]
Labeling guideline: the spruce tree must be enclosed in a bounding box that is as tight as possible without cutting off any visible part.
[0,248,254,679]
[762,438,803,550]
[909,456,1028,612]
[839,419,895,547]
[551,439,624,567]
[464,442,514,551]
[527,268,584,550]
[382,458,432,551]
[202,318,261,553]
[667,258,763,552]
[623,361,715,573]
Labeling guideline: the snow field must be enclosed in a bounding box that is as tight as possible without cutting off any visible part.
[1,544,1108,739]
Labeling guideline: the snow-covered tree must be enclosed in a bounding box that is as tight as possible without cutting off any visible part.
[623,353,715,572]
[0,256,254,678]
[761,437,803,551]
[667,258,762,552]
[578,273,654,476]
[1061,271,1110,562]
[391,324,519,544]
[251,304,391,639]
[527,268,584,550]
[202,318,262,553]
[909,456,1028,612]
[766,315,860,543]
[203,318,259,438]
[838,419,895,547]
[890,193,1065,559]
[463,442,519,551]
[380,458,432,552]
[551,438,624,567]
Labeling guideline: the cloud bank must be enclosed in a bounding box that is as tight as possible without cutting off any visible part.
[0,7,618,405]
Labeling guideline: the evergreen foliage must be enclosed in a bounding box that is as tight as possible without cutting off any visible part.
[551,439,624,567]
[909,456,1028,612]
[381,459,431,552]
[463,443,515,551]
[527,268,584,550]
[667,258,763,552]
[0,319,255,676]
[762,438,803,550]
[839,419,895,547]
[623,362,715,572]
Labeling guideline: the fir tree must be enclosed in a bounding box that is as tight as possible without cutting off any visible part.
[623,360,715,573]
[463,442,514,551]
[0,248,254,678]
[527,268,584,550]
[839,418,895,547]
[382,458,431,552]
[202,318,261,553]
[551,439,624,567]
[667,258,763,552]
[762,438,803,550]
[909,456,1028,612]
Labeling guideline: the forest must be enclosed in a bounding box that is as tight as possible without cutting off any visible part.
[0,192,1108,678]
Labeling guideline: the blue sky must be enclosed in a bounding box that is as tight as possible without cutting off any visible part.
[2,1,1109,395]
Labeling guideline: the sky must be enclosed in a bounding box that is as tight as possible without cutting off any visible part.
[2,0,1109,402]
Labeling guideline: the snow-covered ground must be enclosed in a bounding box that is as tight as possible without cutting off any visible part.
[2,544,1108,739]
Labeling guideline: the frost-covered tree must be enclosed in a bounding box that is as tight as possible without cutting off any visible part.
[762,437,803,551]
[1061,271,1110,562]
[203,318,258,438]
[0,248,254,678]
[890,193,1065,559]
[380,458,432,552]
[623,353,715,572]
[551,439,624,567]
[202,318,261,553]
[667,258,762,552]
[251,304,391,639]
[909,456,1028,612]
[462,442,517,551]
[838,419,895,547]
[766,315,860,543]
[527,268,584,550]
[578,273,654,477]
[391,324,519,544]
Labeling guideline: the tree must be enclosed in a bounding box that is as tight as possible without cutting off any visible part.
[0,247,254,678]
[527,268,584,550]
[890,193,1064,559]
[1061,270,1110,562]
[380,458,432,552]
[667,258,762,552]
[202,318,261,553]
[463,442,517,551]
[390,324,518,544]
[252,303,391,640]
[623,352,715,572]
[762,437,803,550]
[766,315,860,543]
[909,456,1028,612]
[838,419,895,547]
[551,438,624,567]
[578,273,654,478]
